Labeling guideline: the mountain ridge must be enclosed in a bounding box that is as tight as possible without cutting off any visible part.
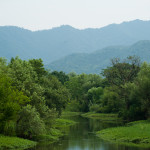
[0,20,150,64]
[47,40,150,74]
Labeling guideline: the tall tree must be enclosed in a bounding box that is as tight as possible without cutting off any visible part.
[102,56,141,87]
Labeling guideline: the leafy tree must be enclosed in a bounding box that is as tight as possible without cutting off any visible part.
[65,74,103,112]
[128,62,150,119]
[0,74,29,135]
[87,87,103,105]
[51,71,69,84]
[8,57,47,116]
[9,56,38,94]
[102,56,141,87]
[17,105,46,139]
[0,57,9,74]
[41,74,70,116]
[29,58,46,79]
[119,82,144,120]
[100,87,121,113]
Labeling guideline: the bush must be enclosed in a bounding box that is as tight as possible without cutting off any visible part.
[65,100,81,112]
[89,104,100,113]
[3,121,16,136]
[16,105,46,139]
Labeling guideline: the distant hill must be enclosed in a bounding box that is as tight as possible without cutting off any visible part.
[47,40,150,74]
[1,19,150,64]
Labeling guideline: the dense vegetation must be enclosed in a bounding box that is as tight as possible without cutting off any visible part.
[0,57,70,144]
[0,55,150,148]
[65,56,150,121]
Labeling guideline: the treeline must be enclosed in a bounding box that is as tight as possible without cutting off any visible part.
[0,57,70,139]
[0,55,150,141]
[65,56,150,121]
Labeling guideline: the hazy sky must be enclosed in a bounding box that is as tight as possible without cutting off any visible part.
[0,0,150,31]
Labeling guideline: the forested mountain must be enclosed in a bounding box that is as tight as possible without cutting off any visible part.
[1,19,150,64]
[47,40,150,74]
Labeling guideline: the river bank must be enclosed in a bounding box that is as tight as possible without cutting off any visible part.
[97,120,150,148]
[0,118,76,149]
[0,135,36,149]
[81,112,121,121]
[31,113,148,150]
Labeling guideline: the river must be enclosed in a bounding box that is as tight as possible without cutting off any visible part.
[31,115,150,150]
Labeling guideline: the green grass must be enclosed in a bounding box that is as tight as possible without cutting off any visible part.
[81,112,120,121]
[0,135,36,149]
[53,118,76,128]
[97,120,150,148]
[61,111,82,117]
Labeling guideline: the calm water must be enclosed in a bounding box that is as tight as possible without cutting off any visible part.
[31,115,150,150]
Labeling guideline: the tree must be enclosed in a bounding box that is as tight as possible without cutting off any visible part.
[8,57,47,116]
[0,57,9,74]
[102,56,141,87]
[131,62,150,119]
[41,74,70,116]
[100,87,121,113]
[29,58,46,79]
[87,87,103,104]
[65,74,103,112]
[51,71,69,84]
[16,105,46,139]
[0,74,29,135]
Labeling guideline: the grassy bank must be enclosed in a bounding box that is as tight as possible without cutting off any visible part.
[34,118,76,142]
[81,112,120,121]
[97,120,150,148]
[0,118,77,149]
[61,111,82,117]
[0,135,36,149]
[53,118,76,128]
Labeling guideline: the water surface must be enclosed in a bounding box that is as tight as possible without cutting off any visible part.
[32,115,150,150]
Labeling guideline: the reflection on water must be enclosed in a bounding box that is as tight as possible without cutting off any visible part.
[31,115,150,150]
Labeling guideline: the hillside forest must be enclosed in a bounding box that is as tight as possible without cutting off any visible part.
[0,55,150,141]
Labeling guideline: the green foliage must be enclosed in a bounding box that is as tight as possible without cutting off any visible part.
[65,74,103,112]
[0,58,9,74]
[1,54,150,144]
[51,71,69,84]
[88,87,103,104]
[41,74,70,116]
[9,57,38,94]
[100,87,121,113]
[100,56,149,121]
[17,105,46,139]
[0,74,29,136]
[3,121,16,137]
[102,56,140,86]
[29,58,46,79]
[65,100,81,112]
[136,62,150,118]
[115,62,150,120]
[0,56,75,143]
[89,104,101,113]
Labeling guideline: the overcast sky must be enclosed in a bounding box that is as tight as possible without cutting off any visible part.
[0,0,150,31]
